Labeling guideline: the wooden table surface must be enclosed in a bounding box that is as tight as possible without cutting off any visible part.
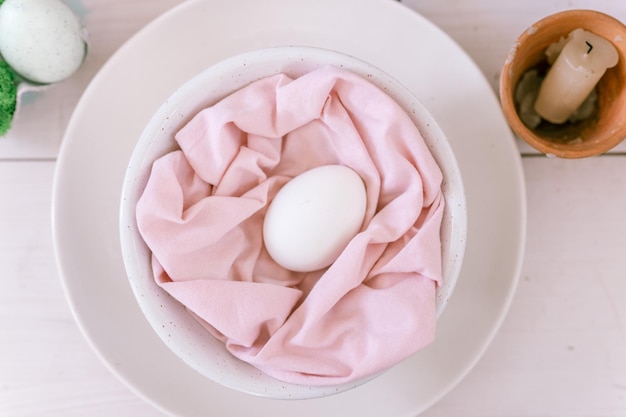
[1,1,625,416]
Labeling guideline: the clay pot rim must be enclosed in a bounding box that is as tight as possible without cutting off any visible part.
[499,9,626,158]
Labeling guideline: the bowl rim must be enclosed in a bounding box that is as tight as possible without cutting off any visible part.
[119,45,467,399]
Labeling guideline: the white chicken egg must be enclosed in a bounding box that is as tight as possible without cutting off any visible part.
[0,0,86,84]
[263,164,367,272]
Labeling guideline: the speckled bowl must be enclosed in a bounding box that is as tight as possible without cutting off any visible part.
[119,46,466,399]
[500,10,626,158]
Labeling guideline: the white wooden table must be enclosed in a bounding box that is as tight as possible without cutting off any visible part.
[1,1,625,416]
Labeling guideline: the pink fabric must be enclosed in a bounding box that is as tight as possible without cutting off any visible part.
[136,66,445,386]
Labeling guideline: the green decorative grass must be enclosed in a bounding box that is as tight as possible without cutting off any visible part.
[0,60,18,136]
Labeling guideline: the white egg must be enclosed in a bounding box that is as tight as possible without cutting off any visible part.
[0,0,86,84]
[263,164,367,272]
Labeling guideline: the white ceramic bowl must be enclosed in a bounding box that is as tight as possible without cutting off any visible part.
[119,46,467,400]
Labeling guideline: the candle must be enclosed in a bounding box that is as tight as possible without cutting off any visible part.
[534,28,618,124]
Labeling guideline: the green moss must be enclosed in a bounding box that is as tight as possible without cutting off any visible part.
[0,60,18,136]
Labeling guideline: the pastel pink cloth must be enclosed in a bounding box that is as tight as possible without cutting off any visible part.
[136,66,445,386]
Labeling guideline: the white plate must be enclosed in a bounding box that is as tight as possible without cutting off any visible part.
[52,0,526,416]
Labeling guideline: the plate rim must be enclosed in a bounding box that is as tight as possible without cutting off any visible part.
[52,0,526,415]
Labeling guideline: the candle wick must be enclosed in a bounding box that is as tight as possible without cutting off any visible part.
[586,41,593,54]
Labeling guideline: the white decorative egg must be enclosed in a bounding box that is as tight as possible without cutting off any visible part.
[0,0,86,84]
[263,164,367,272]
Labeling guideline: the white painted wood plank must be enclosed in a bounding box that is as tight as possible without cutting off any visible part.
[2,0,624,159]
[2,156,625,416]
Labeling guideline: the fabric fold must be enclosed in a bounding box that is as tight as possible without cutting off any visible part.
[136,65,444,386]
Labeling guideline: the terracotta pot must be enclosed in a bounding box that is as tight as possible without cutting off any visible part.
[500,10,626,158]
